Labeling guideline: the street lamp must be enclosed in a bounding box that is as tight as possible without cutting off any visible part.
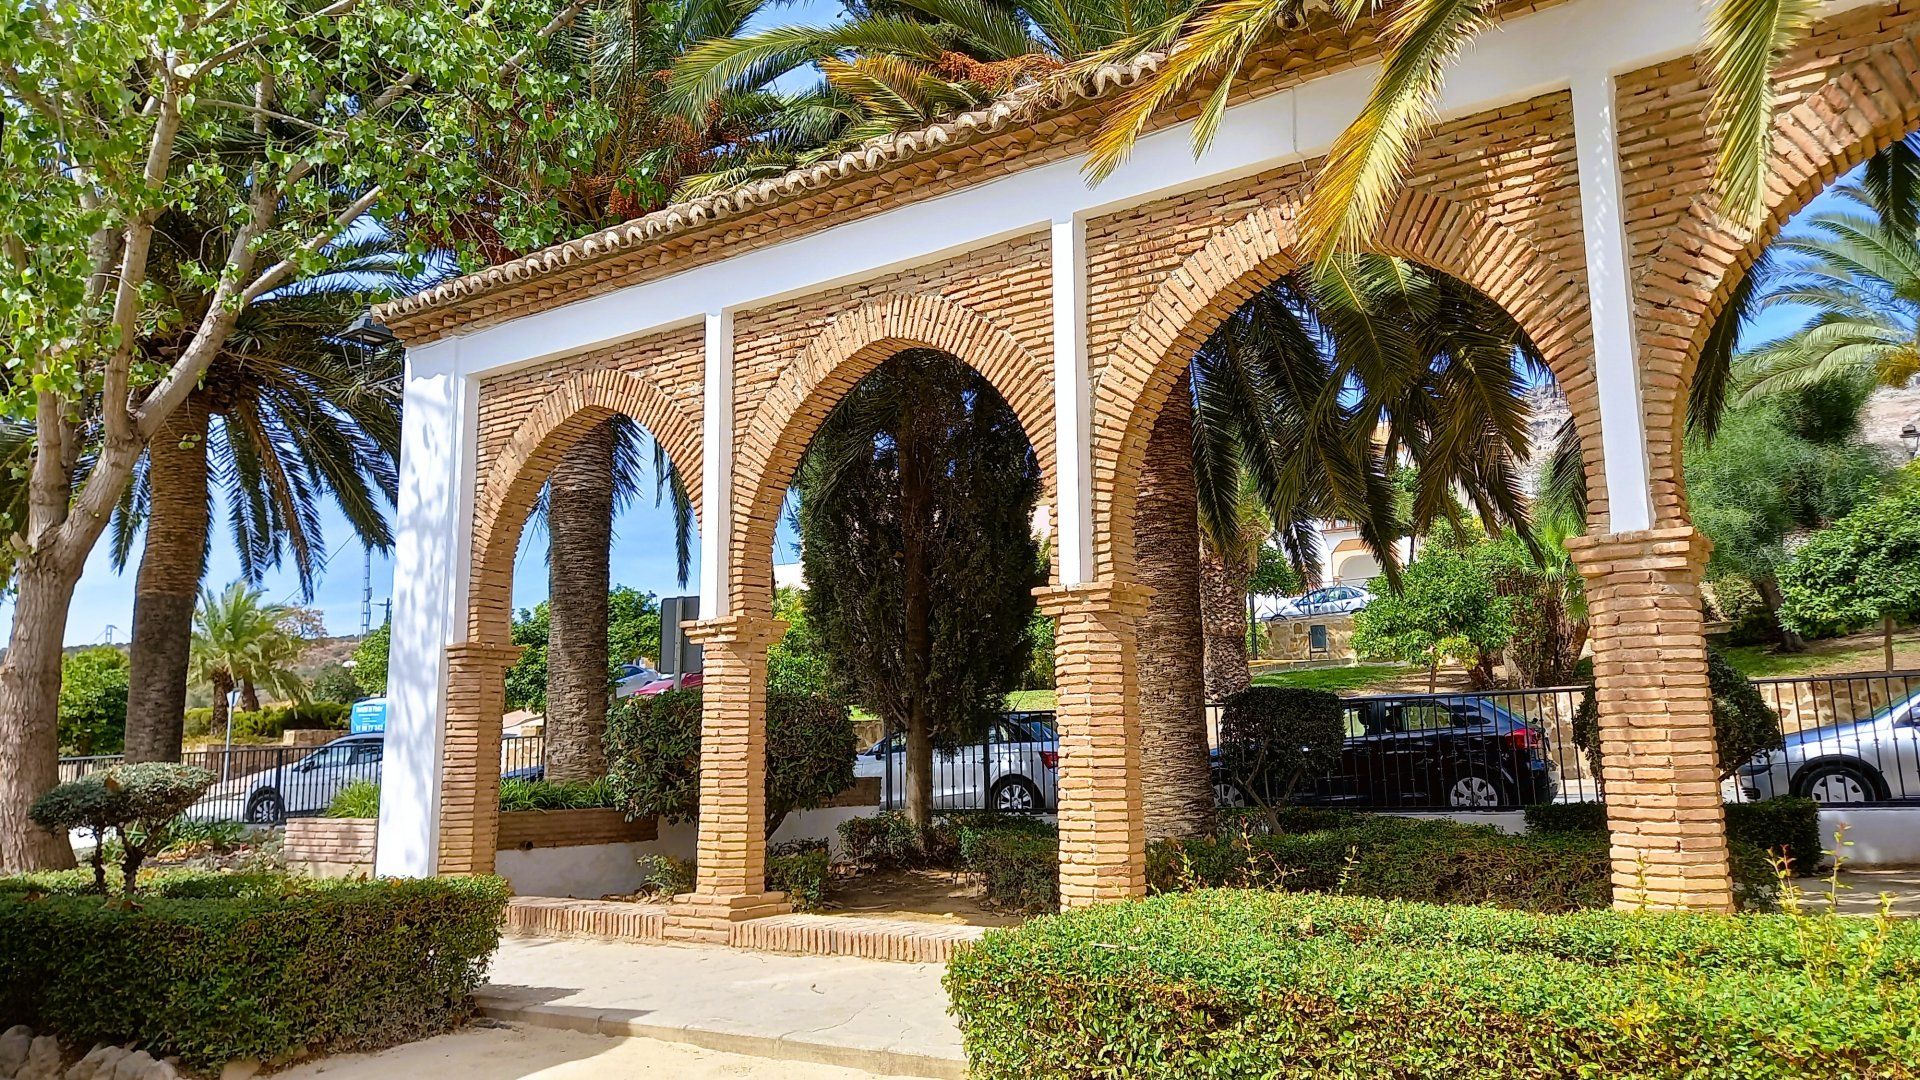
[339,311,398,350]
[1902,422,1919,461]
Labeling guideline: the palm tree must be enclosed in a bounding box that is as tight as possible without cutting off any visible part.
[188,583,314,739]
[1082,1,1829,259]
[109,215,404,765]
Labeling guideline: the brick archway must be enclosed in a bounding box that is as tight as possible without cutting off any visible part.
[1089,191,1599,581]
[1636,28,1920,526]
[729,293,1055,614]
[468,368,704,644]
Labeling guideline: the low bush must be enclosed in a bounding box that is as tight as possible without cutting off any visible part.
[30,763,216,894]
[326,780,382,819]
[945,889,1920,1080]
[1524,797,1825,875]
[0,874,509,1068]
[634,853,694,899]
[766,840,832,911]
[497,777,618,812]
[183,707,214,739]
[837,811,961,870]
[964,830,1058,914]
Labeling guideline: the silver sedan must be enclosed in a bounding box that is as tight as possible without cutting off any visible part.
[1736,690,1920,804]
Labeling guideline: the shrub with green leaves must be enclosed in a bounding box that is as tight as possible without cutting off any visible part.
[30,763,216,895]
[837,811,961,870]
[0,874,508,1069]
[326,778,619,819]
[1525,797,1825,876]
[1215,686,1345,809]
[766,840,831,911]
[945,889,1920,1080]
[58,646,129,755]
[604,688,855,834]
[327,780,382,819]
[964,829,1058,914]
[1572,648,1784,784]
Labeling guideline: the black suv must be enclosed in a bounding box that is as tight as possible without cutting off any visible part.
[1214,695,1559,810]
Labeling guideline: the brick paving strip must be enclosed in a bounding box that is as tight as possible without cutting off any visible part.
[477,934,968,1079]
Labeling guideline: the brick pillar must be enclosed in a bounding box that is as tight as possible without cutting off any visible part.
[663,613,792,942]
[438,641,522,875]
[1037,580,1153,908]
[1566,526,1734,912]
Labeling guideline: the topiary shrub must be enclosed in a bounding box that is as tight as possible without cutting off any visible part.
[945,890,1920,1080]
[1572,648,1785,786]
[1216,686,1345,815]
[0,874,508,1069]
[604,688,856,835]
[30,763,216,895]
[964,830,1058,914]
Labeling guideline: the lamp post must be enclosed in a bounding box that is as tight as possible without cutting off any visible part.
[1901,421,1919,461]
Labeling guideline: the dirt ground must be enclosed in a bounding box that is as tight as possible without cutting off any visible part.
[274,1022,921,1080]
[822,867,1024,927]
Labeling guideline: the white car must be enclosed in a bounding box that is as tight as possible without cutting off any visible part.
[614,663,665,699]
[1736,689,1920,804]
[855,715,1059,812]
[193,733,385,824]
[1270,585,1372,620]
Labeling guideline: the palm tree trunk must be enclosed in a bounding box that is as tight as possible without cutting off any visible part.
[545,421,616,782]
[1198,540,1253,700]
[240,682,260,713]
[1133,378,1214,841]
[210,674,234,743]
[0,555,82,871]
[124,396,211,763]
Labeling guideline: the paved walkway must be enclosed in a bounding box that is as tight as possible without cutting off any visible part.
[478,936,965,1079]
[1807,867,1920,917]
[277,1022,926,1079]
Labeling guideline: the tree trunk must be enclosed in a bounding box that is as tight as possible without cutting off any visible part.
[0,557,82,871]
[1198,540,1253,700]
[1133,379,1214,841]
[545,421,617,782]
[210,674,234,743]
[1885,613,1897,673]
[1753,575,1806,653]
[239,681,260,713]
[124,396,211,763]
[898,388,936,831]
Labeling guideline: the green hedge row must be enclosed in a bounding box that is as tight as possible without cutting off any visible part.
[184,702,352,741]
[1524,797,1826,875]
[0,873,508,1068]
[946,890,1920,1079]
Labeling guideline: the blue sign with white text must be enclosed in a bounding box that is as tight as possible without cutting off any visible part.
[350,697,387,734]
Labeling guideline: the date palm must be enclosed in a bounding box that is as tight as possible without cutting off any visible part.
[108,218,404,765]
[188,583,316,740]
[1082,0,1826,258]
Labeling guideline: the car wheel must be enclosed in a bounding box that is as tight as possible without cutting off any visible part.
[245,789,287,826]
[1213,779,1249,809]
[989,776,1043,813]
[1793,761,1886,805]
[1446,772,1508,809]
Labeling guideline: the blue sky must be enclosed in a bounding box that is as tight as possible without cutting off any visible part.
[27,36,1863,644]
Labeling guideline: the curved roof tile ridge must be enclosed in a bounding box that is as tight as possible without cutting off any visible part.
[376,51,1169,325]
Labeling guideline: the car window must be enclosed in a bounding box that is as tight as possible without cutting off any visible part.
[352,742,383,765]
[1343,711,1367,738]
[304,744,353,768]
[1390,705,1460,733]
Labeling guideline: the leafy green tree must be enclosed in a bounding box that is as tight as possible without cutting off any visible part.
[1352,535,1514,691]
[1572,649,1783,785]
[188,584,312,740]
[1217,686,1346,816]
[768,586,833,698]
[58,648,130,756]
[351,623,391,697]
[1779,473,1920,670]
[309,664,363,705]
[503,586,666,715]
[797,350,1042,829]
[0,0,586,871]
[1686,382,1887,650]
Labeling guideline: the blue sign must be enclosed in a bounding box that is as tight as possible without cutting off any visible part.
[349,697,387,734]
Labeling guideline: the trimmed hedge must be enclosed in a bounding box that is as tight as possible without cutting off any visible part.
[946,890,1920,1079]
[965,828,1059,914]
[767,840,831,911]
[0,873,508,1068]
[1525,797,1826,874]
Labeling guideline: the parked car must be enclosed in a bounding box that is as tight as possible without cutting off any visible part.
[1269,585,1371,620]
[1736,689,1920,804]
[855,714,1059,812]
[614,663,664,699]
[193,733,385,825]
[1213,695,1557,810]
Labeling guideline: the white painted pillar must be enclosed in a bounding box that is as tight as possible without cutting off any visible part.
[698,310,734,616]
[1050,216,1095,585]
[374,339,479,878]
[1571,68,1656,533]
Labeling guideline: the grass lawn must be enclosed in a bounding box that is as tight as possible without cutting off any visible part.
[1718,625,1920,679]
[1006,688,1055,711]
[1250,663,1409,694]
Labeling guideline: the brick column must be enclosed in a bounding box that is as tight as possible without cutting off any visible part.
[1566,526,1734,912]
[437,641,522,875]
[664,613,791,942]
[1037,580,1153,908]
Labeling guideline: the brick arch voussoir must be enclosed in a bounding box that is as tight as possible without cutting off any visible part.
[729,294,1055,615]
[468,368,704,644]
[1091,190,1597,580]
[1641,33,1920,526]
